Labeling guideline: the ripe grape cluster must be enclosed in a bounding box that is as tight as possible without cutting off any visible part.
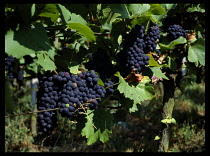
[5,56,16,80]
[104,80,115,95]
[5,55,24,81]
[168,24,187,39]
[37,75,59,133]
[57,70,106,118]
[37,70,107,134]
[144,23,161,53]
[118,24,161,76]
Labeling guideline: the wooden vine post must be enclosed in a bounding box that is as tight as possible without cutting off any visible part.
[158,72,176,152]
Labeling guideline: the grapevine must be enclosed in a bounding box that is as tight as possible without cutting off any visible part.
[5,3,205,152]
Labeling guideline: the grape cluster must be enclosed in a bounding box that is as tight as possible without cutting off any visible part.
[144,23,161,53]
[168,24,187,39]
[104,80,115,95]
[5,55,24,81]
[5,56,16,80]
[118,25,151,75]
[37,70,107,133]
[37,75,59,133]
[57,70,106,118]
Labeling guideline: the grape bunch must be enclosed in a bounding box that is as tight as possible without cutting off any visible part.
[37,70,108,133]
[118,25,150,76]
[5,56,16,80]
[5,55,24,81]
[144,23,161,53]
[104,80,115,95]
[57,70,106,118]
[37,75,59,134]
[168,24,187,39]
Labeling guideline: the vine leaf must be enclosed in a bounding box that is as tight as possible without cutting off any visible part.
[80,109,113,145]
[56,4,87,25]
[5,23,55,59]
[146,4,166,15]
[115,72,155,104]
[37,53,56,71]
[159,36,187,50]
[147,54,160,67]
[125,4,150,18]
[188,38,205,66]
[149,67,169,80]
[38,4,60,23]
[67,23,96,42]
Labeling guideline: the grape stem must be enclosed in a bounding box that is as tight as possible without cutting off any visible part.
[104,82,120,90]
[80,104,97,129]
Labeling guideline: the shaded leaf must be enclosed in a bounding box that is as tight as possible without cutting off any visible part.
[5,23,55,59]
[81,109,113,145]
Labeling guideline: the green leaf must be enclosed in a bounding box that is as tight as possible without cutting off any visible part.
[188,38,205,66]
[37,53,56,71]
[5,23,55,59]
[31,4,36,17]
[129,101,139,113]
[98,5,121,25]
[125,4,150,17]
[69,62,80,74]
[98,78,104,86]
[168,57,177,72]
[69,13,88,25]
[117,73,155,104]
[146,54,160,67]
[154,135,161,140]
[161,4,177,11]
[171,118,177,124]
[130,15,151,28]
[146,4,166,15]
[149,67,169,80]
[109,4,130,18]
[159,36,187,50]
[81,109,113,145]
[57,4,87,25]
[5,30,35,58]
[38,4,60,22]
[56,4,71,25]
[67,23,96,42]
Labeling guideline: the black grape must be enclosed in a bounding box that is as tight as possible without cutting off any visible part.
[144,22,161,53]
[5,55,25,81]
[37,75,59,134]
[117,24,152,76]
[168,24,187,39]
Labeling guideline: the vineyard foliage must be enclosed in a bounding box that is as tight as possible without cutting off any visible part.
[5,4,205,146]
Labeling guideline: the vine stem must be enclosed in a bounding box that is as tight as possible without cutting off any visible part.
[5,108,60,118]
[104,82,120,90]
[80,103,97,129]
